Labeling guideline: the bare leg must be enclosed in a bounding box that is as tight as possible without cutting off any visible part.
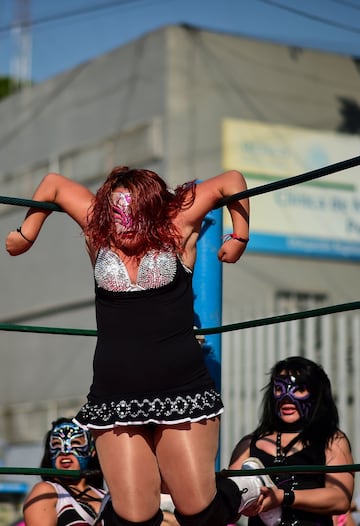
[93,426,162,522]
[154,417,220,515]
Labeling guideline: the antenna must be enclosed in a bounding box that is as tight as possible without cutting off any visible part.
[11,0,32,90]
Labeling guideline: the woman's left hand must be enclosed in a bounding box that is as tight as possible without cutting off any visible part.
[218,239,246,263]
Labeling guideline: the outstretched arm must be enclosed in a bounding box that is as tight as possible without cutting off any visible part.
[6,172,94,256]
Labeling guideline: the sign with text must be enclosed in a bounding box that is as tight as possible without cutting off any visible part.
[222,119,360,260]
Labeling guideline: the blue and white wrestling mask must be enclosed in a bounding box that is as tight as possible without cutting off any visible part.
[49,422,94,470]
[273,374,313,420]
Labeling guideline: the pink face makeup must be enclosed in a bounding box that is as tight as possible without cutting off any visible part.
[112,192,132,233]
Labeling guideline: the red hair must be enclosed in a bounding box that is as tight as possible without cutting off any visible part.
[85,166,196,255]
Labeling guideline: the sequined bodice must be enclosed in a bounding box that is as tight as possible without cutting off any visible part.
[94,247,178,292]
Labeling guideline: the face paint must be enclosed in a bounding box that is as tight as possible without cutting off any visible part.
[273,374,313,420]
[49,423,94,470]
[112,192,132,233]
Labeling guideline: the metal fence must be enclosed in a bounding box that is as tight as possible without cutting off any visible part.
[220,309,360,469]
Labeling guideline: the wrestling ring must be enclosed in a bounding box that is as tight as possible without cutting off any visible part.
[0,155,360,484]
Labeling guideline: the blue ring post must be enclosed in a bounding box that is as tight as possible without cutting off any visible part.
[193,208,223,469]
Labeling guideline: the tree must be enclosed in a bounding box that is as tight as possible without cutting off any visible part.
[0,76,32,101]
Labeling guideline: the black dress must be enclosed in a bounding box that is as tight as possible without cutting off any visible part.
[75,248,223,428]
[249,435,333,526]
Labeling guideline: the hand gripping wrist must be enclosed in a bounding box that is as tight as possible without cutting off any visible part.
[17,226,35,244]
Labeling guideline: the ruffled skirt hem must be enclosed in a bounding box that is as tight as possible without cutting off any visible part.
[74,386,224,428]
[74,409,224,429]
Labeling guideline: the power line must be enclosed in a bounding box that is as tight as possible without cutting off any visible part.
[256,0,360,34]
[0,0,162,35]
[328,0,360,9]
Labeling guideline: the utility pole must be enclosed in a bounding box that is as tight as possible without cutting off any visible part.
[11,0,32,90]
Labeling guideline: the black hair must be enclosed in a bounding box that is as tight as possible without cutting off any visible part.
[40,417,104,488]
[252,356,346,453]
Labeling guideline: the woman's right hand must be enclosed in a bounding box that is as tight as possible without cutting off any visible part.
[5,172,95,258]
[260,485,284,511]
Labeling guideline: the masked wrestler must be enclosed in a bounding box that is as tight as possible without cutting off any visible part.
[23,417,106,526]
[229,356,354,526]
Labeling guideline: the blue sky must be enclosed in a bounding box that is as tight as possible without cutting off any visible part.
[0,0,359,83]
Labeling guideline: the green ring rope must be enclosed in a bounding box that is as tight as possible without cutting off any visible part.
[0,301,358,337]
[0,464,358,477]
[215,155,360,208]
[1,156,359,212]
[220,464,360,476]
